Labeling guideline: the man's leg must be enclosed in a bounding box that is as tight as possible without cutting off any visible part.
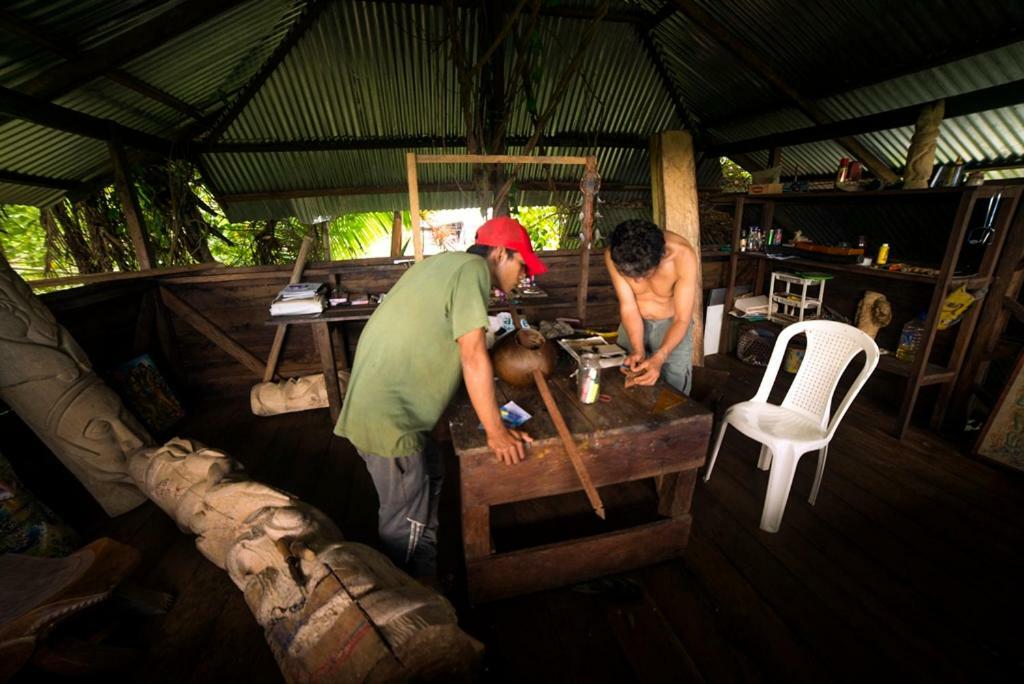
[647,318,693,395]
[358,443,442,576]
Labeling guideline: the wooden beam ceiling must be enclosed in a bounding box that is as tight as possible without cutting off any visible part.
[0,85,174,154]
[219,179,646,204]
[369,0,651,24]
[1,0,245,129]
[0,8,205,121]
[0,170,79,190]
[202,0,332,144]
[703,24,1024,134]
[668,0,898,184]
[703,79,1024,158]
[203,131,648,153]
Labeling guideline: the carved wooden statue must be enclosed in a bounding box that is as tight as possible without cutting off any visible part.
[855,291,893,340]
[0,254,479,681]
[0,253,149,516]
[250,371,349,417]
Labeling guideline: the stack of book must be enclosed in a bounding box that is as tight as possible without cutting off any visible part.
[270,282,328,316]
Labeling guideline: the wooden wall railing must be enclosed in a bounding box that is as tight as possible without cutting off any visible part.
[38,251,742,397]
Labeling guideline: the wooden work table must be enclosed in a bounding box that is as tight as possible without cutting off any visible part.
[448,367,712,602]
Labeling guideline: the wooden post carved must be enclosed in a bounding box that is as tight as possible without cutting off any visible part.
[904,100,945,189]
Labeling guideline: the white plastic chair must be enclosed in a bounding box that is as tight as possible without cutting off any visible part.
[705,320,879,532]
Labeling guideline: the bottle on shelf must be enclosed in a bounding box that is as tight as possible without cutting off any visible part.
[896,312,927,362]
[876,242,890,266]
[834,157,850,187]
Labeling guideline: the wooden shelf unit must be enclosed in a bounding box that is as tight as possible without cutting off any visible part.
[714,185,1023,440]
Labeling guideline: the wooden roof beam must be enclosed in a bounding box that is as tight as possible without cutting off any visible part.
[368,0,651,24]
[219,180,646,204]
[0,170,79,190]
[704,24,1024,133]
[669,0,898,185]
[0,85,173,154]
[0,8,205,121]
[203,0,332,145]
[203,131,649,153]
[703,79,1024,158]
[5,0,245,108]
[635,27,701,134]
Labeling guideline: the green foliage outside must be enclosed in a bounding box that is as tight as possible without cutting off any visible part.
[513,205,564,251]
[0,180,396,281]
[0,205,45,276]
[720,156,752,192]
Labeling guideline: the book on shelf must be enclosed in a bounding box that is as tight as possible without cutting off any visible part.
[277,282,327,300]
[270,282,328,316]
[270,293,326,316]
[557,336,627,369]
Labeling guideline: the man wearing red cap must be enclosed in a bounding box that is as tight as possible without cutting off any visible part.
[334,216,546,580]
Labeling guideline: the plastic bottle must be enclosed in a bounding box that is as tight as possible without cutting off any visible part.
[896,313,927,362]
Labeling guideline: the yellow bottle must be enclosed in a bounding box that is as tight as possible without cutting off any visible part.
[876,243,890,266]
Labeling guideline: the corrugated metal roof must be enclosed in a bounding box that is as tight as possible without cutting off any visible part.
[1,0,1023,214]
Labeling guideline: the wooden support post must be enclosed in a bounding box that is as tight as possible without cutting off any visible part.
[263,236,313,382]
[903,100,945,189]
[767,147,783,170]
[390,210,403,257]
[578,156,599,322]
[319,221,331,262]
[650,130,704,366]
[406,152,423,261]
[108,140,154,270]
[159,288,266,377]
[313,321,342,423]
[719,196,745,355]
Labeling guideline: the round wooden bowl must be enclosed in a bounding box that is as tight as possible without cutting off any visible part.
[491,328,557,386]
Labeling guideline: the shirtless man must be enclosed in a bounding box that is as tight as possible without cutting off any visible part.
[605,219,698,394]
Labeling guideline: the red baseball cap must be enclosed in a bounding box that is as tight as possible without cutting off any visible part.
[474,217,548,276]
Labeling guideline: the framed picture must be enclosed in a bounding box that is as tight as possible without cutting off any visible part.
[107,354,185,433]
[975,351,1024,472]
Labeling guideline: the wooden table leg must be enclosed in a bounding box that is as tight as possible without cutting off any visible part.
[462,504,492,561]
[331,323,349,371]
[657,469,697,518]
[313,321,342,423]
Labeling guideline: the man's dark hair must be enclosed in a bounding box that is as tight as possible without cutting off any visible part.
[609,219,665,278]
[467,244,517,260]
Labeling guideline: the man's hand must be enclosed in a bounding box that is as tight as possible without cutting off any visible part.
[486,426,533,465]
[625,354,664,388]
[624,351,646,371]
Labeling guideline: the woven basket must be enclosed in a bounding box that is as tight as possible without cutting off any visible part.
[736,327,776,367]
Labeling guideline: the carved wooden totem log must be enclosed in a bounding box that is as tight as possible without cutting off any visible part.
[0,252,150,516]
[0,255,479,682]
[250,371,350,416]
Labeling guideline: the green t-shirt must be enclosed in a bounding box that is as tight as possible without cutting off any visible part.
[334,252,491,456]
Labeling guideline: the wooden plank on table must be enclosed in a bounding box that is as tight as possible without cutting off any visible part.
[467,516,691,602]
[159,287,265,376]
[533,369,605,518]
